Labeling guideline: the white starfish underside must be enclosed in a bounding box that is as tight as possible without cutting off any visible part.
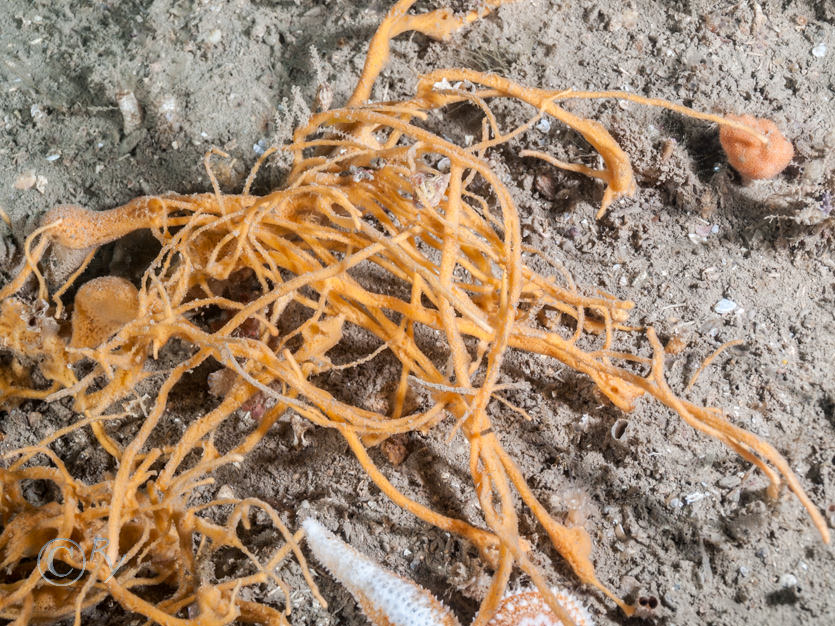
[302,519,594,626]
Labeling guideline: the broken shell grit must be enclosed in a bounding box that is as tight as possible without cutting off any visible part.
[13,171,37,190]
[116,90,142,134]
[714,298,738,314]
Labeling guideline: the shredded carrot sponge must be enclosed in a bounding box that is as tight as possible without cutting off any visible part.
[0,2,825,625]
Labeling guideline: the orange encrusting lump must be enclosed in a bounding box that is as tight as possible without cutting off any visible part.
[70,276,139,348]
[719,114,794,179]
[0,1,829,626]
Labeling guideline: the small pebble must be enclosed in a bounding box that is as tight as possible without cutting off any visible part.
[253,138,268,155]
[811,43,827,58]
[778,573,798,588]
[216,484,235,499]
[534,173,556,199]
[614,522,627,541]
[437,157,451,172]
[661,593,678,610]
[205,28,222,45]
[45,153,61,162]
[30,103,46,126]
[620,8,638,29]
[717,475,741,489]
[535,117,551,133]
[694,223,713,237]
[13,171,37,190]
[684,492,707,504]
[714,298,738,314]
[158,94,180,128]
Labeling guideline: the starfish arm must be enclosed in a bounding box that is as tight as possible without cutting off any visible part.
[303,519,462,626]
[486,588,595,626]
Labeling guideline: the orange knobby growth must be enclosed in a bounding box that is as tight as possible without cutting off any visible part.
[70,276,139,348]
[719,114,794,179]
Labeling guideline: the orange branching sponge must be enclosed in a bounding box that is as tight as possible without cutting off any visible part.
[0,1,829,625]
[0,298,74,396]
[0,446,319,626]
[348,0,508,107]
[719,114,794,179]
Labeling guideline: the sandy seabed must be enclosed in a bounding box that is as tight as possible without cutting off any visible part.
[1,1,834,625]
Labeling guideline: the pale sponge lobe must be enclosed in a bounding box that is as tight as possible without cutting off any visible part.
[71,276,139,348]
[302,518,462,626]
[719,114,794,180]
